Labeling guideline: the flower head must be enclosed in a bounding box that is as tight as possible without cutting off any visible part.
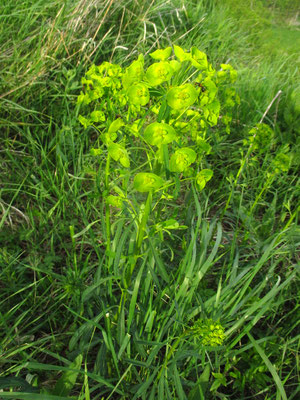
[190,318,225,347]
[127,83,149,106]
[144,122,177,146]
[167,84,198,110]
[169,147,197,172]
[146,61,173,86]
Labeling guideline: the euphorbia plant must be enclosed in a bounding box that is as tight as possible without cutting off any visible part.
[77,45,238,284]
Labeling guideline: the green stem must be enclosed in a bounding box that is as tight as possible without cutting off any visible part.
[157,332,188,380]
[221,157,247,219]
[282,204,299,232]
[105,154,111,252]
[136,190,153,251]
[125,191,153,286]
[162,144,170,180]
[249,174,274,215]
[69,225,78,278]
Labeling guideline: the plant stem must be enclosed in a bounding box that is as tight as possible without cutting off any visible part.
[136,190,153,251]
[157,332,188,380]
[105,154,111,252]
[249,174,274,215]
[125,191,153,286]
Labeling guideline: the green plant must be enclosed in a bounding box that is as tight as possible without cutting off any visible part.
[77,45,238,285]
[1,1,299,398]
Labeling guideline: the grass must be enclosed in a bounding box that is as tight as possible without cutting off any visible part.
[0,0,299,399]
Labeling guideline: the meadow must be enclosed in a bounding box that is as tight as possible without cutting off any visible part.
[0,0,299,399]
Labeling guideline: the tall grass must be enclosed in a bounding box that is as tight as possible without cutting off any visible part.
[1,0,299,398]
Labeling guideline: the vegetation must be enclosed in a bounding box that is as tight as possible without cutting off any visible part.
[0,0,299,399]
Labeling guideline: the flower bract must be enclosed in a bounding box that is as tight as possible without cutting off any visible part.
[108,143,130,168]
[169,147,197,172]
[173,45,192,62]
[122,55,144,89]
[133,173,164,192]
[146,62,173,86]
[167,84,198,110]
[196,169,213,190]
[149,47,172,61]
[191,46,208,70]
[143,122,177,146]
[127,83,149,106]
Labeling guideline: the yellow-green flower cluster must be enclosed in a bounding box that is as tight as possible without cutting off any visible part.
[245,123,274,152]
[76,46,238,194]
[78,62,123,106]
[190,319,225,347]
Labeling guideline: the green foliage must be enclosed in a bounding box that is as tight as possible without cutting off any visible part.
[52,354,83,396]
[245,122,275,152]
[1,0,299,399]
[77,45,238,206]
[196,169,214,190]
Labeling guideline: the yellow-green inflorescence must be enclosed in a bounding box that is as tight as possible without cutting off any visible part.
[77,45,239,194]
[189,319,225,347]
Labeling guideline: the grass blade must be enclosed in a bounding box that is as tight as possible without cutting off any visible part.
[247,332,288,400]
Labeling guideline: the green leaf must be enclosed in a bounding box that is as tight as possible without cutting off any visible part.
[90,110,105,123]
[127,83,149,106]
[203,78,217,101]
[188,365,210,400]
[128,261,146,330]
[291,87,300,114]
[157,99,170,123]
[157,219,182,230]
[146,62,173,86]
[220,63,237,82]
[173,45,192,62]
[106,195,123,207]
[167,84,198,110]
[126,119,141,137]
[247,332,287,400]
[169,59,181,73]
[210,372,227,392]
[108,118,124,134]
[90,148,102,156]
[117,333,131,360]
[52,354,83,396]
[148,236,170,283]
[122,56,144,89]
[191,47,208,69]
[108,143,130,168]
[144,122,177,146]
[133,173,164,192]
[0,393,74,400]
[207,98,220,115]
[78,115,90,129]
[169,147,197,172]
[196,139,211,154]
[172,364,186,400]
[195,169,213,190]
[0,377,38,393]
[132,367,160,400]
[103,130,117,143]
[149,47,172,61]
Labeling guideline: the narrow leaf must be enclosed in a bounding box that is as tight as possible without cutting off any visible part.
[52,354,83,396]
